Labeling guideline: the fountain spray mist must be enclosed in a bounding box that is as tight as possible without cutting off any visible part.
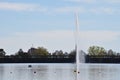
[75,12,80,80]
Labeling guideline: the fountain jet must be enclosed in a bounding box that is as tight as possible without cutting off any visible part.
[75,12,80,80]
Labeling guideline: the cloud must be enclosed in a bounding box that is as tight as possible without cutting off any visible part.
[79,31,120,42]
[61,0,120,15]
[105,0,120,3]
[0,2,119,15]
[0,30,120,54]
[15,30,120,43]
[65,0,120,4]
[64,0,96,4]
[89,7,116,15]
[54,6,86,14]
[53,6,118,15]
[0,2,47,12]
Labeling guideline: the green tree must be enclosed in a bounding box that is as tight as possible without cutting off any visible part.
[28,47,49,58]
[35,47,49,56]
[88,46,106,55]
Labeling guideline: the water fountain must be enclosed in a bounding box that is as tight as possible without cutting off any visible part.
[75,12,80,80]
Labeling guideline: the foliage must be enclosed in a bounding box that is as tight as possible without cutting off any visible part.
[88,46,106,55]
[52,50,65,58]
[1,45,120,59]
[35,47,49,56]
[69,50,76,58]
[28,47,49,58]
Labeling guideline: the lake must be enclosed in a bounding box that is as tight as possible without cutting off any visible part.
[0,63,120,80]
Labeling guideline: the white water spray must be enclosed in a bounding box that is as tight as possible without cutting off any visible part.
[75,12,80,80]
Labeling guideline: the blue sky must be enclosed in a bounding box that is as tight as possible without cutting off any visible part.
[0,0,120,54]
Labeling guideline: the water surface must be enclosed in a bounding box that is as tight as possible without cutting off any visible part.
[0,63,120,80]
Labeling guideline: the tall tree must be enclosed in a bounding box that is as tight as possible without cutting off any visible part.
[35,47,49,56]
[28,47,49,58]
[88,46,106,55]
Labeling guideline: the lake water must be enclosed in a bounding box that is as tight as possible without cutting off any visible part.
[0,63,120,80]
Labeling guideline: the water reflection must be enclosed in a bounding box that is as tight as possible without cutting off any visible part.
[0,65,4,80]
[47,64,75,80]
[0,63,75,80]
[88,64,108,80]
[87,64,120,80]
[0,64,120,80]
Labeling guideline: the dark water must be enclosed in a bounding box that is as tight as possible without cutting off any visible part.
[0,63,120,80]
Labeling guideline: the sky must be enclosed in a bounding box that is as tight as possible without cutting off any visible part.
[0,0,120,55]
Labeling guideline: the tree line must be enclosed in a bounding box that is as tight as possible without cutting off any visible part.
[0,47,76,59]
[0,45,120,59]
[88,46,120,56]
[86,46,120,63]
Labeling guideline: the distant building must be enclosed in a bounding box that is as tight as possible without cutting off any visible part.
[0,49,6,57]
[28,48,36,54]
[28,47,37,58]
